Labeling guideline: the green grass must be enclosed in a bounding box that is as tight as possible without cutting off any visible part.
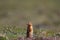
[0,0,60,40]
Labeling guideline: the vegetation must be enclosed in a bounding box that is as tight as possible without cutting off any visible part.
[0,0,60,40]
[0,36,7,40]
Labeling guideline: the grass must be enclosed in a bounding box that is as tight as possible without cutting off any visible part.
[0,0,60,40]
[0,25,60,40]
[0,25,58,40]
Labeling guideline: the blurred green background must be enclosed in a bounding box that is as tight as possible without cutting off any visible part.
[0,0,60,40]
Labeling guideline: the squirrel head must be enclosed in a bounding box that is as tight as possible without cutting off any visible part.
[27,22,32,26]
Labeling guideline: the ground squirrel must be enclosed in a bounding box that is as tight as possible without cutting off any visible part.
[26,22,33,38]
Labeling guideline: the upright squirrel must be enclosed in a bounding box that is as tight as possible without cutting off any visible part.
[26,22,33,38]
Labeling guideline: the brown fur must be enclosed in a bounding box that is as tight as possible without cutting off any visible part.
[26,22,33,38]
